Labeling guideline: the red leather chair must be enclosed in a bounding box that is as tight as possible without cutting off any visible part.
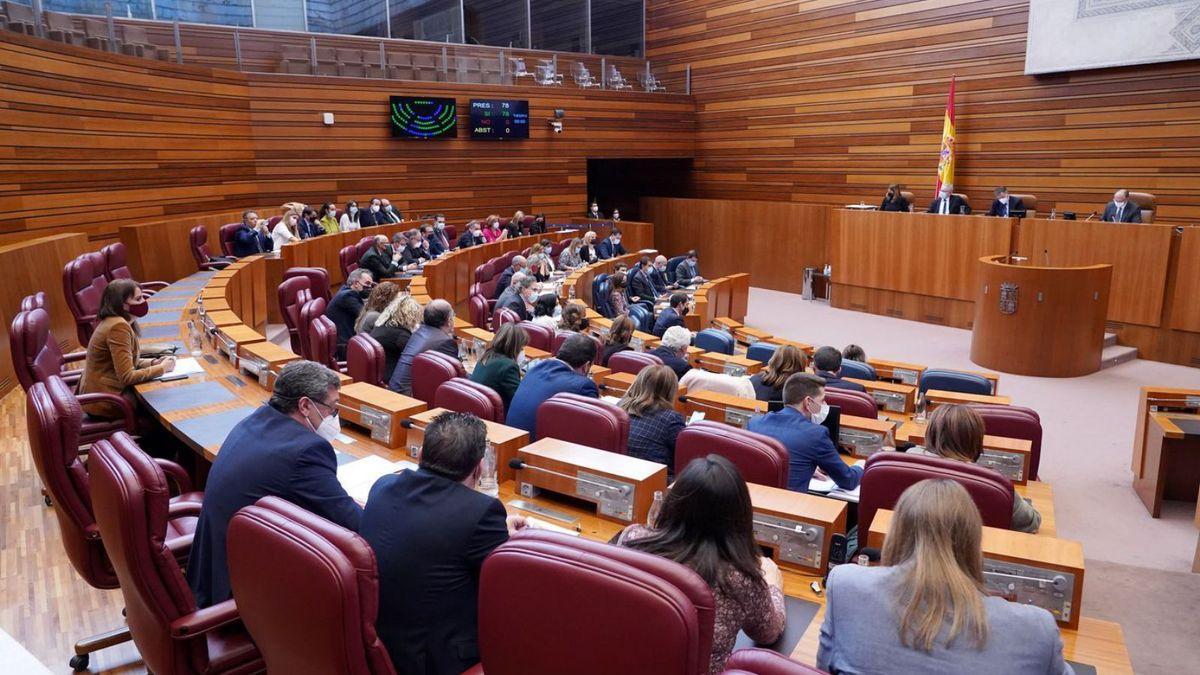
[476,530,715,675]
[21,291,47,311]
[227,496,395,675]
[824,388,877,419]
[434,377,505,422]
[970,403,1044,480]
[310,316,347,373]
[859,452,1015,538]
[355,236,375,261]
[101,242,168,292]
[279,276,312,354]
[492,307,521,330]
[28,382,202,670]
[285,266,332,303]
[518,321,555,352]
[674,421,789,488]
[190,226,229,271]
[410,351,466,405]
[607,351,663,376]
[478,263,500,299]
[10,308,87,391]
[89,432,263,675]
[339,244,361,279]
[443,225,457,242]
[469,294,492,330]
[62,253,107,346]
[535,393,629,453]
[474,263,491,285]
[723,648,828,674]
[346,334,386,386]
[218,222,242,257]
[297,297,327,361]
[501,250,518,269]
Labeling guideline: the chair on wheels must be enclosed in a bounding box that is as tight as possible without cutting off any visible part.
[666,255,687,283]
[227,496,395,675]
[918,369,993,396]
[411,351,467,405]
[434,378,506,423]
[346,334,386,387]
[100,242,169,293]
[191,226,230,271]
[535,393,629,453]
[674,421,789,489]
[607,351,663,376]
[695,328,735,355]
[89,432,263,675]
[10,308,88,392]
[62,254,107,346]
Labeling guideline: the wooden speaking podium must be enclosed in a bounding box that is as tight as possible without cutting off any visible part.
[970,255,1112,377]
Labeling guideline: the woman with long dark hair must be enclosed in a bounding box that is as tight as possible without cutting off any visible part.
[469,322,529,411]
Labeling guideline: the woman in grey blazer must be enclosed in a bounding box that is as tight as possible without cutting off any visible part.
[817,479,1072,675]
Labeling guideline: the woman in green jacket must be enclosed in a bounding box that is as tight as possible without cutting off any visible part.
[469,322,529,412]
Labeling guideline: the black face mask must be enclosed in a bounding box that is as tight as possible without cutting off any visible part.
[358,288,372,299]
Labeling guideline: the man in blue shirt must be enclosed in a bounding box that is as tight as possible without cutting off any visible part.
[505,333,599,435]
[231,210,271,257]
[652,292,690,338]
[747,373,863,493]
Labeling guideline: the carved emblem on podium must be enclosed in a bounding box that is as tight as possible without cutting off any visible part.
[999,283,1018,315]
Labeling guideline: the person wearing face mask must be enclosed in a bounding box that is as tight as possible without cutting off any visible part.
[187,360,362,608]
[1101,188,1143,223]
[297,206,324,239]
[318,202,340,234]
[500,275,537,322]
[78,279,175,419]
[340,200,362,231]
[428,214,451,255]
[231,210,272,257]
[361,197,385,227]
[612,208,622,222]
[529,213,548,235]
[580,230,599,264]
[926,183,970,215]
[388,299,461,395]
[456,220,486,249]
[271,211,302,250]
[493,255,528,300]
[379,198,403,224]
[359,234,401,281]
[399,230,430,270]
[505,333,600,435]
[648,255,671,297]
[747,373,864,493]
[985,186,1024,218]
[596,229,626,259]
[811,346,867,392]
[586,201,604,219]
[325,269,375,359]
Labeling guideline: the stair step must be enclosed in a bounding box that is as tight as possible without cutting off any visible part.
[1100,344,1138,370]
[1103,332,1118,348]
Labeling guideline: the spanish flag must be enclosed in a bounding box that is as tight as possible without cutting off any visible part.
[935,75,956,194]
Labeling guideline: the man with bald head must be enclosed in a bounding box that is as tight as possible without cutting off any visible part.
[388,299,460,395]
[1102,189,1143,223]
[648,255,671,296]
[359,234,402,280]
[379,198,403,224]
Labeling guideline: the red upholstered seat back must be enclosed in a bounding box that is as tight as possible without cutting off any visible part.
[724,648,828,674]
[339,244,361,279]
[284,267,331,303]
[859,452,1014,537]
[517,321,555,352]
[535,393,629,453]
[10,308,68,391]
[218,222,242,257]
[674,421,789,489]
[356,236,375,260]
[279,276,313,354]
[970,403,1044,480]
[298,297,328,361]
[101,242,133,281]
[62,253,106,346]
[823,388,877,419]
[227,497,396,675]
[607,351,663,376]
[190,226,215,270]
[477,530,715,675]
[492,307,521,329]
[551,330,603,365]
[478,263,500,298]
[309,316,340,370]
[21,291,47,311]
[469,294,491,330]
[346,334,386,386]
[434,377,505,422]
[411,351,466,405]
[474,263,491,284]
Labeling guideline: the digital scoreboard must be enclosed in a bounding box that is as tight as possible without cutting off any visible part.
[469,99,529,139]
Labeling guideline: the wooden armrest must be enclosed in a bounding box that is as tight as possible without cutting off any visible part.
[169,598,241,638]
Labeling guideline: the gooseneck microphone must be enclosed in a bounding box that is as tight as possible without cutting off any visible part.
[508,459,630,495]
[1085,211,1097,221]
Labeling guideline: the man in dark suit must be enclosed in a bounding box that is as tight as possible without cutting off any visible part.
[648,255,671,297]
[1101,189,1143,223]
[652,292,690,338]
[378,198,403,224]
[629,256,657,305]
[399,230,431,270]
[326,269,374,358]
[231,210,271,257]
[428,215,452,256]
[986,186,1024,218]
[493,255,527,300]
[596,229,627,259]
[361,412,526,675]
[585,201,604,219]
[499,276,535,322]
[648,325,692,379]
[506,333,599,435]
[675,250,703,286]
[297,208,324,239]
[360,197,385,227]
[926,184,970,215]
[388,299,460,395]
[457,220,486,249]
[358,235,401,281]
[187,361,361,607]
[812,346,866,393]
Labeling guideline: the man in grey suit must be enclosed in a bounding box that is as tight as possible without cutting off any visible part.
[1101,189,1143,223]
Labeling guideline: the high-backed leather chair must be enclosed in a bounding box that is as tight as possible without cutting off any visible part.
[475,530,715,675]
[1009,193,1037,218]
[21,291,47,311]
[410,351,466,405]
[723,648,827,674]
[62,253,106,346]
[695,328,735,355]
[218,222,242,257]
[592,274,612,318]
[1128,192,1156,223]
[838,360,876,381]
[339,244,361,279]
[434,378,505,422]
[666,255,687,283]
[310,316,346,373]
[10,308,87,391]
[970,403,1044,480]
[227,496,395,675]
[190,226,229,271]
[607,351,663,376]
[919,368,993,396]
[101,242,168,292]
[89,432,263,675]
[745,342,779,364]
[535,393,629,453]
[469,294,492,330]
[355,236,375,261]
[284,267,331,303]
[492,306,521,330]
[859,452,1014,539]
[629,304,653,333]
[297,297,327,360]
[478,262,500,299]
[952,193,971,212]
[27,381,203,671]
[518,321,555,352]
[346,334,386,386]
[824,388,877,419]
[474,263,491,286]
[675,421,788,488]
[899,191,915,210]
[279,276,312,354]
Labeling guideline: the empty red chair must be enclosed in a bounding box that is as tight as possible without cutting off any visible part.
[535,393,629,453]
[218,222,242,257]
[478,262,500,299]
[89,432,263,675]
[339,244,361,279]
[518,321,555,352]
[824,388,877,419]
[607,351,663,376]
[971,403,1044,480]
[410,351,466,405]
[858,452,1014,539]
[469,294,492,330]
[21,291,47,311]
[62,253,107,346]
[279,276,312,354]
[284,267,331,303]
[674,421,789,488]
[474,263,491,285]
[100,242,168,293]
[434,377,505,422]
[297,296,327,360]
[190,226,229,271]
[10,308,87,392]
[310,316,346,373]
[723,648,828,674]
[227,496,395,675]
[347,334,386,386]
[492,306,521,330]
[355,236,375,261]
[477,530,714,675]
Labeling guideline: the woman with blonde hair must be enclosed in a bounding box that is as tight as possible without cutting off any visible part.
[558,237,583,269]
[619,365,686,472]
[580,230,599,264]
[818,479,1070,674]
[506,210,526,238]
[355,281,400,334]
[271,210,301,251]
[748,345,807,404]
[369,295,422,380]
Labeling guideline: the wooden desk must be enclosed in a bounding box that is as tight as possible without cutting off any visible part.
[1131,386,1200,506]
[1132,412,1200,518]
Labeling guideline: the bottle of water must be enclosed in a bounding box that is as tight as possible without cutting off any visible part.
[477,442,498,497]
[646,490,664,527]
[568,284,576,301]
[914,393,928,423]
[187,320,203,358]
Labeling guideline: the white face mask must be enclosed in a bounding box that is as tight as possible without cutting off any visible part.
[940,191,952,200]
[305,402,340,442]
[349,206,358,213]
[384,205,393,212]
[998,196,1008,204]
[371,204,381,212]
[436,222,445,229]
[808,399,830,424]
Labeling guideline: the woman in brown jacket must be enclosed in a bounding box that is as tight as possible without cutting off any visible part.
[78,279,175,419]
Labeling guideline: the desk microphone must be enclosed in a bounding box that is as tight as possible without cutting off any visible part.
[1084,211,1097,221]
[507,459,630,496]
